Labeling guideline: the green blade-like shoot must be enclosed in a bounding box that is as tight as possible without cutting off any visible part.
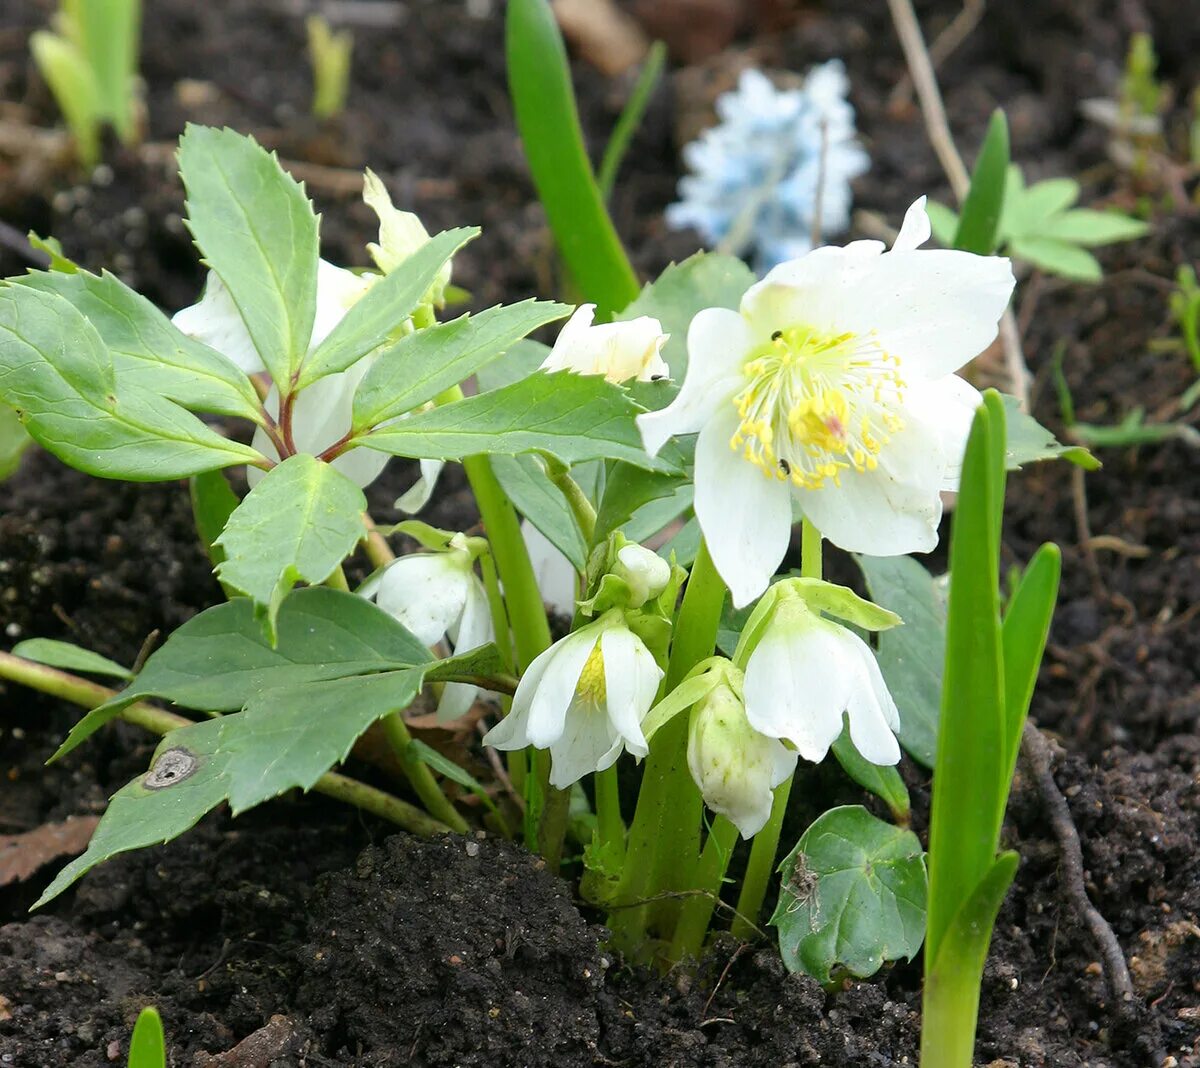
[127,1005,165,1068]
[952,110,1009,254]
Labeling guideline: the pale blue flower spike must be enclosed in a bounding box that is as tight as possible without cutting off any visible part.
[666,62,869,273]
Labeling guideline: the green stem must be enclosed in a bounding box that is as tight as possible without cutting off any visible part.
[548,466,597,544]
[595,764,624,858]
[668,816,738,961]
[380,712,470,833]
[0,652,450,837]
[325,564,350,592]
[731,518,823,935]
[608,539,727,953]
[477,549,525,798]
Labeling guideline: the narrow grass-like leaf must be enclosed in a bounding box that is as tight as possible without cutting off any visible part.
[179,125,319,386]
[29,31,101,167]
[953,110,1009,255]
[11,639,131,680]
[351,298,570,428]
[359,371,676,472]
[506,0,639,317]
[300,228,480,388]
[1000,543,1061,784]
[924,396,1006,967]
[921,853,1019,1068]
[215,455,367,641]
[77,0,140,143]
[597,41,666,200]
[127,1006,165,1068]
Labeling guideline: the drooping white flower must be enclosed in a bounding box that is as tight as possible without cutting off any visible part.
[638,197,1015,607]
[359,534,493,723]
[666,63,869,272]
[539,303,670,383]
[742,595,900,767]
[687,679,797,838]
[483,613,662,788]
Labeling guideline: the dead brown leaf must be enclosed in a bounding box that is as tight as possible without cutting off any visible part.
[0,815,100,886]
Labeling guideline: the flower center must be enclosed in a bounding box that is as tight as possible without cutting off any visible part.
[576,644,607,705]
[729,325,906,489]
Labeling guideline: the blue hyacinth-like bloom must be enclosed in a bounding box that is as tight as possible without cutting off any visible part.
[666,63,869,273]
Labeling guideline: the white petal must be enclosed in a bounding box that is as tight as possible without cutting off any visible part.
[838,249,1015,381]
[451,576,494,652]
[525,629,597,749]
[374,555,468,646]
[693,407,793,608]
[435,681,478,725]
[901,374,983,491]
[522,521,578,618]
[841,630,901,765]
[395,459,445,513]
[599,627,662,759]
[636,307,749,456]
[743,622,851,762]
[540,304,596,372]
[796,412,946,557]
[312,260,374,350]
[482,640,557,750]
[768,737,800,788]
[172,272,264,374]
[548,698,623,788]
[891,196,932,253]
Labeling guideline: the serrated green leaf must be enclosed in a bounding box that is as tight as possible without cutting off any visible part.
[215,455,367,640]
[300,228,480,388]
[772,805,927,983]
[854,554,946,768]
[1002,395,1100,470]
[358,371,675,472]
[953,110,1009,255]
[36,718,231,906]
[830,730,911,822]
[179,125,319,386]
[506,0,639,318]
[474,337,549,391]
[614,252,755,381]
[221,668,425,814]
[0,285,263,480]
[53,588,430,761]
[0,403,31,480]
[1040,208,1149,246]
[1009,177,1080,228]
[351,298,570,428]
[16,268,261,421]
[11,639,132,680]
[490,454,587,570]
[1008,237,1103,282]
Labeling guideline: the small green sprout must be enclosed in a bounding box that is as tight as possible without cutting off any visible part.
[1120,32,1165,123]
[127,1006,165,1068]
[928,164,1148,282]
[1169,265,1200,373]
[30,0,142,168]
[306,15,353,121]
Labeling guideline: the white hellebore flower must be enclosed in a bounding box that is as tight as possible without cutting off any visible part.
[638,197,1016,607]
[539,303,670,384]
[483,613,663,788]
[611,543,672,608]
[743,596,900,767]
[522,520,579,618]
[172,171,452,499]
[359,535,492,723]
[687,680,797,838]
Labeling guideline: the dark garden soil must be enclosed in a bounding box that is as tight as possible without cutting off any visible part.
[1,0,1199,1064]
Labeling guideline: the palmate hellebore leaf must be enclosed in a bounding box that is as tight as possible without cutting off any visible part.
[215,454,369,643]
[53,588,432,761]
[772,805,927,984]
[0,285,264,480]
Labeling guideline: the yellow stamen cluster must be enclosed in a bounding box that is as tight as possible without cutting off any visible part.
[576,644,607,706]
[730,326,906,490]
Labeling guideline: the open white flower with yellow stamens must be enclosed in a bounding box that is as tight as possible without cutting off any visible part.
[638,197,1015,606]
[482,611,662,788]
[539,303,670,384]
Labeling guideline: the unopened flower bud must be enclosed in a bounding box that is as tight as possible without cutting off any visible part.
[613,544,671,608]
